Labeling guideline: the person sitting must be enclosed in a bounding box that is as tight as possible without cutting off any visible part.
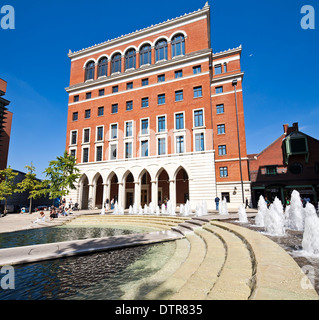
[33,211,46,224]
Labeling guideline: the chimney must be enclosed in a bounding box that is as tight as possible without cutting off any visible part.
[283,124,288,135]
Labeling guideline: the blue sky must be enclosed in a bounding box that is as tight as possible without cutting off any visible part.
[1,0,318,179]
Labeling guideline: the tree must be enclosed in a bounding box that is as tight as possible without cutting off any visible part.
[16,163,42,214]
[41,151,80,203]
[0,167,18,216]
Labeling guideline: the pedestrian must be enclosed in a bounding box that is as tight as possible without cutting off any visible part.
[265,197,270,208]
[215,196,220,211]
[245,197,250,209]
[69,198,73,209]
[105,198,109,210]
[111,198,114,210]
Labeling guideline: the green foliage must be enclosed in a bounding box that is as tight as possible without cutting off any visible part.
[0,166,18,201]
[42,151,80,200]
[16,163,42,199]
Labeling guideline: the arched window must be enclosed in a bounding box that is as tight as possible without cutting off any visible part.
[155,39,168,62]
[85,61,95,81]
[111,53,122,74]
[140,44,152,66]
[125,49,136,70]
[171,34,185,58]
[98,57,108,77]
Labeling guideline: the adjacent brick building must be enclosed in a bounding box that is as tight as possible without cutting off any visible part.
[65,3,251,210]
[248,123,319,207]
[0,78,12,170]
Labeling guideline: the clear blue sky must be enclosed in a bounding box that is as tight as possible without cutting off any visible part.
[1,0,318,179]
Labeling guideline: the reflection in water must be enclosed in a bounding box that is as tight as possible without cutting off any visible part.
[0,241,176,300]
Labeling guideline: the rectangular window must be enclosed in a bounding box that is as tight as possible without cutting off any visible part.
[110,144,117,160]
[175,70,183,78]
[125,142,132,159]
[193,65,201,74]
[215,86,223,94]
[73,95,79,102]
[223,63,227,73]
[70,149,76,158]
[111,124,118,139]
[176,136,184,153]
[141,119,149,135]
[142,78,149,86]
[126,122,133,137]
[98,106,104,116]
[218,145,227,156]
[194,110,204,127]
[85,109,91,119]
[126,101,133,111]
[158,116,166,132]
[141,97,149,108]
[71,131,77,145]
[175,90,183,102]
[214,65,222,75]
[220,167,228,178]
[83,128,90,143]
[72,112,78,121]
[158,94,165,105]
[112,104,118,114]
[99,89,105,96]
[221,192,230,202]
[195,133,204,151]
[126,82,133,90]
[216,104,224,114]
[266,166,277,175]
[158,138,166,155]
[193,86,202,98]
[96,146,102,162]
[86,92,92,99]
[112,86,118,93]
[97,126,103,141]
[175,113,184,130]
[83,148,89,163]
[217,124,225,135]
[141,140,149,157]
[158,74,165,82]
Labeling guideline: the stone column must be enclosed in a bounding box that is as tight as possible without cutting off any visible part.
[134,181,141,207]
[169,180,176,207]
[151,180,158,207]
[117,182,124,208]
[88,184,94,210]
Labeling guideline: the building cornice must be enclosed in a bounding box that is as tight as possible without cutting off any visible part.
[68,4,210,61]
[213,45,242,59]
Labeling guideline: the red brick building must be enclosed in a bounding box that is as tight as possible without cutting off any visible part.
[65,3,250,210]
[0,78,12,170]
[248,123,319,207]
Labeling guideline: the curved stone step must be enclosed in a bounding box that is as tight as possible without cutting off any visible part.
[143,232,206,300]
[203,223,254,300]
[120,238,191,300]
[169,227,226,300]
[212,221,319,300]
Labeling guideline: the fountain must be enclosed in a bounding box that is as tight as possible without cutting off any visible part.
[155,206,160,216]
[100,206,106,215]
[144,204,148,215]
[138,205,143,215]
[302,215,319,256]
[179,204,184,216]
[184,200,192,216]
[128,205,133,214]
[238,204,248,223]
[286,190,304,231]
[263,197,285,236]
[219,197,228,215]
[149,202,155,215]
[161,203,166,215]
[255,195,267,227]
[196,203,203,217]
[133,203,138,215]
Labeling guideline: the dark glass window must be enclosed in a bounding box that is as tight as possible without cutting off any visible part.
[176,136,184,153]
[110,145,117,160]
[140,44,152,66]
[223,63,227,73]
[215,86,223,94]
[266,166,277,175]
[175,70,183,78]
[218,145,227,156]
[215,65,222,75]
[85,61,95,81]
[83,129,90,143]
[158,94,165,105]
[194,110,204,127]
[158,116,166,132]
[111,53,122,73]
[126,100,133,111]
[71,131,77,145]
[73,95,79,102]
[194,86,202,98]
[111,124,118,139]
[112,86,118,93]
[112,104,118,114]
[97,127,103,141]
[216,104,224,114]
[125,142,132,159]
[158,74,165,82]
[141,119,149,135]
[142,97,149,108]
[125,49,136,70]
[126,82,133,90]
[85,109,91,119]
[195,133,204,151]
[99,89,105,96]
[158,138,166,155]
[220,167,228,178]
[142,78,149,86]
[70,149,76,158]
[155,39,168,62]
[217,124,225,135]
[171,34,185,57]
[141,140,149,157]
[175,113,184,130]
[98,57,108,77]
[98,106,104,116]
[86,92,92,99]
[83,148,89,163]
[72,112,78,121]
[175,90,183,102]
[96,146,102,162]
[193,65,201,74]
[126,122,132,137]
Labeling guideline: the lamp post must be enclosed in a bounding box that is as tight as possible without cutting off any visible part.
[232,79,245,204]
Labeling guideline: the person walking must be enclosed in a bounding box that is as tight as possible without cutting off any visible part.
[215,196,220,211]
[245,197,250,209]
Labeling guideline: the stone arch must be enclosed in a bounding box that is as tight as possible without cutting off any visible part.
[123,170,135,209]
[156,167,170,206]
[92,172,104,209]
[175,166,189,205]
[79,173,89,209]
